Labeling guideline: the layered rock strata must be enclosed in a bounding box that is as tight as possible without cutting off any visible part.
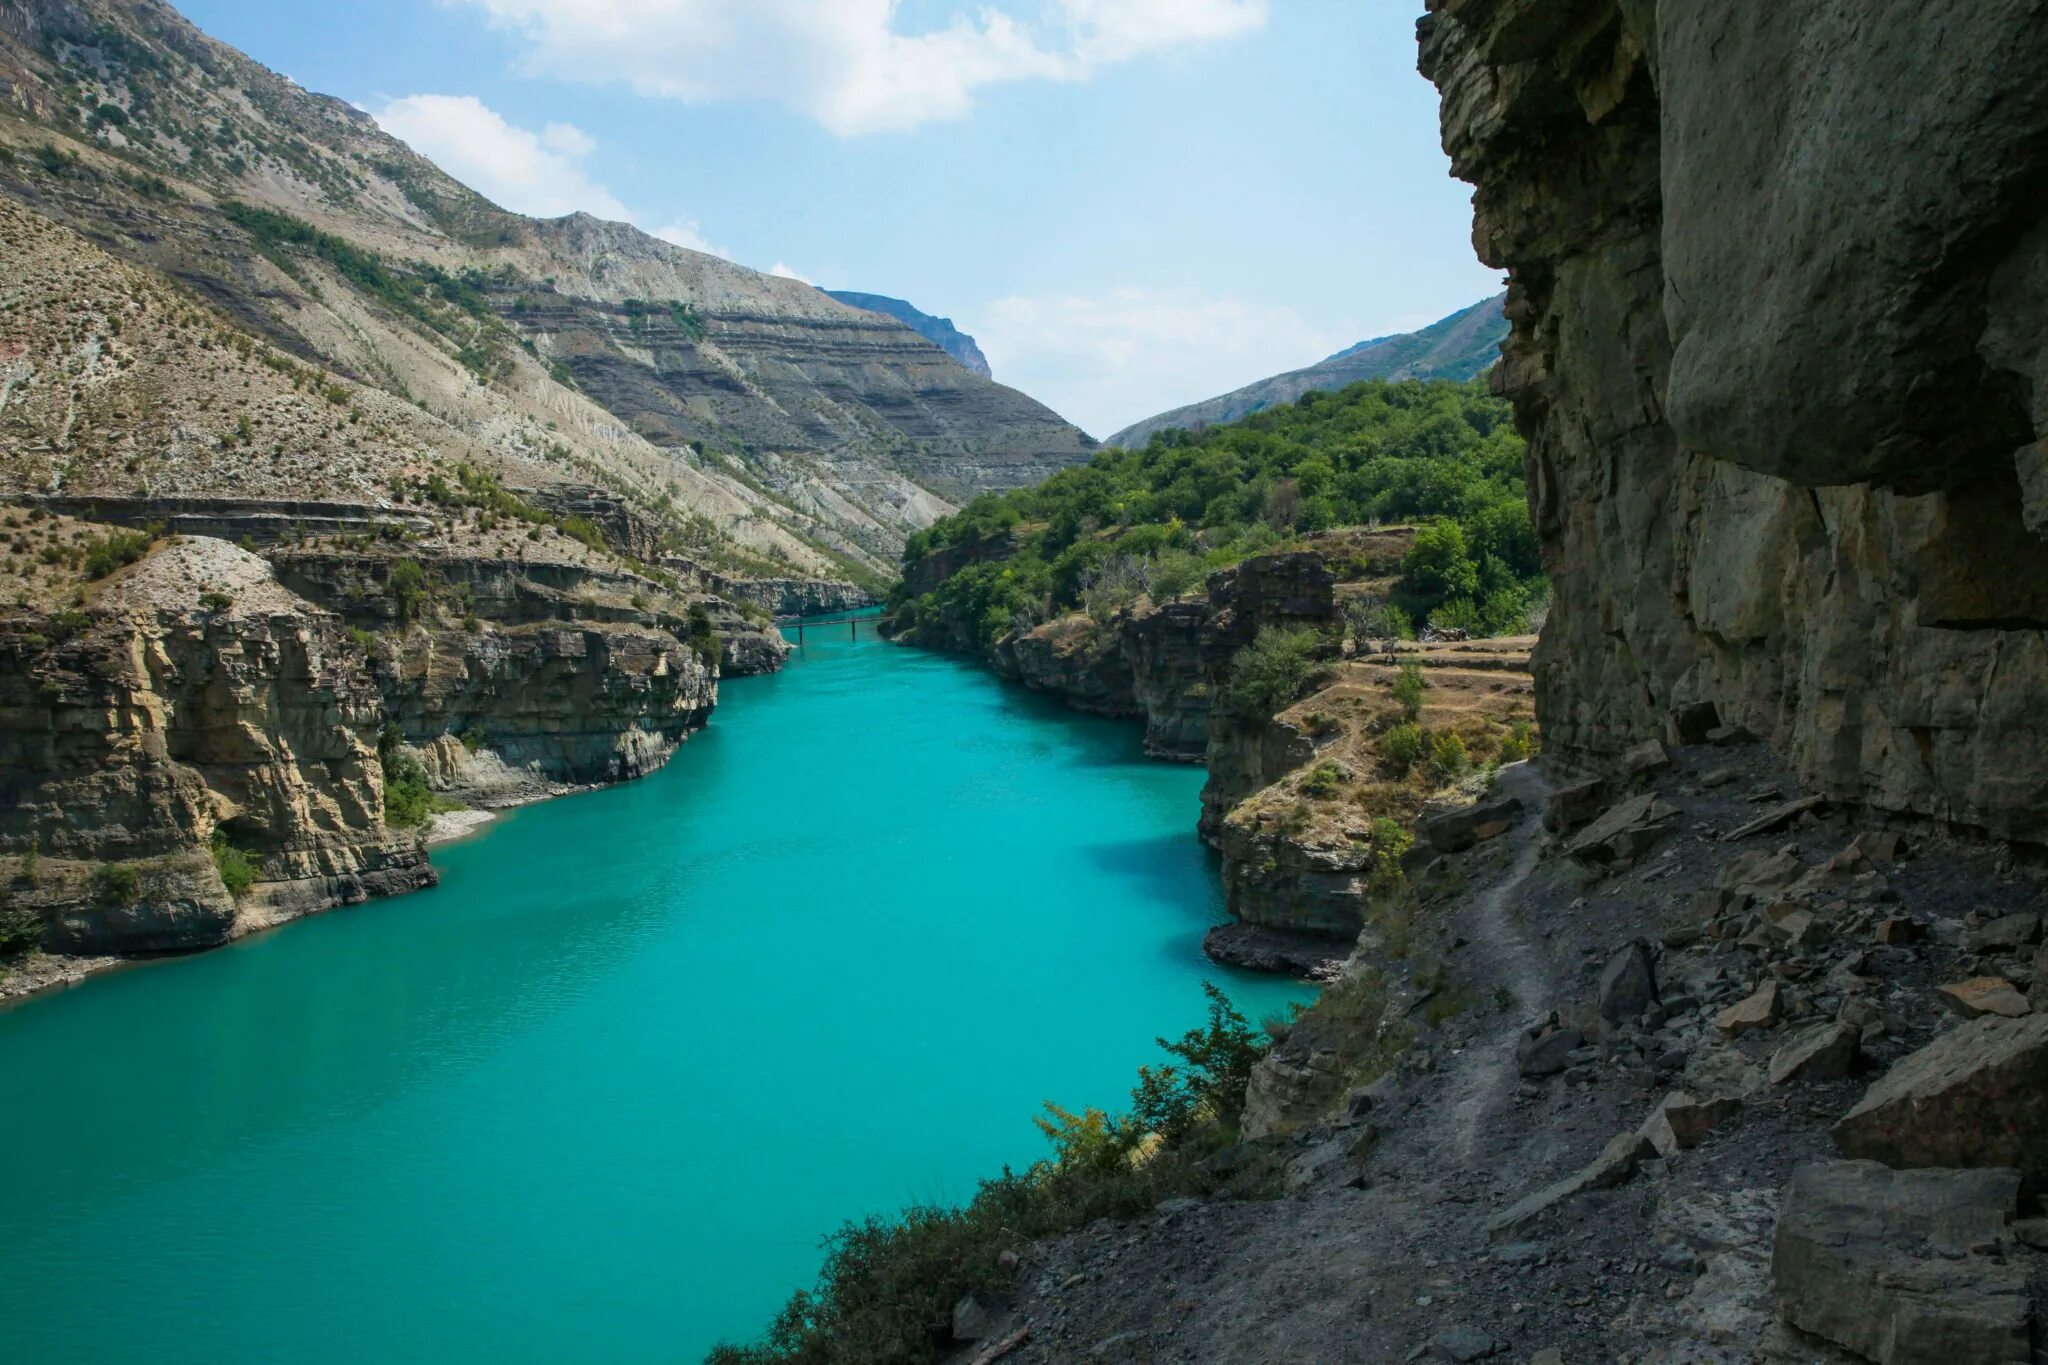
[0,539,431,953]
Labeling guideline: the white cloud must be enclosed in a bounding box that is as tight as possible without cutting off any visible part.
[450,0,1268,136]
[372,94,632,220]
[974,287,1348,438]
[767,262,814,284]
[374,93,744,259]
[653,220,730,259]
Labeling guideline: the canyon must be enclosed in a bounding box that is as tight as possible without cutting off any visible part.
[0,0,1098,983]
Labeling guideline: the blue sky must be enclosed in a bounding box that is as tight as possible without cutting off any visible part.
[180,0,1501,437]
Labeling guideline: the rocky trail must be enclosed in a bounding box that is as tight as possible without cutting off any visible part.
[942,738,2048,1364]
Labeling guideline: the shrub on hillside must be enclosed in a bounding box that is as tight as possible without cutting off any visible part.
[82,528,156,579]
[1381,722,1424,775]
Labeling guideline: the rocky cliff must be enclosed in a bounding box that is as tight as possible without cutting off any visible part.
[0,535,432,959]
[935,532,1536,955]
[1420,0,2048,846]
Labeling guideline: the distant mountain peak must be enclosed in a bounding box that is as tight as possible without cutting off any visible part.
[1107,294,1508,449]
[824,291,992,379]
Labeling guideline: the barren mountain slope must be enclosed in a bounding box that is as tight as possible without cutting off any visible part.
[0,0,1094,573]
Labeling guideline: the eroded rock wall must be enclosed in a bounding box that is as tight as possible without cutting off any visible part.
[1421,0,2048,843]
[0,541,430,952]
[272,548,726,802]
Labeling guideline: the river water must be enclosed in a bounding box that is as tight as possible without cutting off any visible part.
[0,617,1308,1362]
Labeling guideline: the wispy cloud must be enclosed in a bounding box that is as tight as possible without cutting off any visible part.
[372,93,736,260]
[447,0,1268,136]
[372,94,633,220]
[975,287,1348,437]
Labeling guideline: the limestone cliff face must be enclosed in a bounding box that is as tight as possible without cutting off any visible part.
[991,617,1141,719]
[1421,0,2048,844]
[1193,554,1341,842]
[270,547,729,803]
[0,539,430,953]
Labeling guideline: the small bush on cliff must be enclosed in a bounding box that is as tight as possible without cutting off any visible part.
[1425,730,1470,784]
[378,724,442,829]
[1299,761,1348,799]
[707,986,1268,1365]
[0,905,42,960]
[686,604,721,667]
[209,831,260,898]
[388,559,429,622]
[93,862,140,907]
[1498,719,1537,764]
[1223,626,1323,721]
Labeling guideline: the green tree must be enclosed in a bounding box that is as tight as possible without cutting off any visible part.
[388,558,427,622]
[1402,520,1479,610]
[1224,626,1323,721]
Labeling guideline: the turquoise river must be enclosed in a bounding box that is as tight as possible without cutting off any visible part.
[0,617,1309,1362]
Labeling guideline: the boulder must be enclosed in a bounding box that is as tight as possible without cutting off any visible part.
[1965,911,2042,953]
[1640,1091,1741,1156]
[1716,981,1784,1036]
[1622,737,1672,778]
[1488,1130,1657,1238]
[1597,941,1659,1022]
[1516,1023,1584,1079]
[1667,701,1721,746]
[1719,796,1826,844]
[1544,777,1611,834]
[1832,1014,2048,1187]
[1875,916,1926,946]
[1771,1161,2031,1365]
[1936,977,2033,1020]
[1567,794,1679,873]
[1767,1023,1859,1085]
[1715,848,1806,905]
[952,1289,1007,1343]
[1419,794,1524,854]
[1426,1326,1499,1362]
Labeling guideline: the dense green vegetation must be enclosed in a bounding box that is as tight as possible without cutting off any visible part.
[888,378,1541,650]
[708,986,1270,1365]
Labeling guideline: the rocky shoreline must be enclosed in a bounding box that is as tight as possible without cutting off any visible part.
[0,516,848,1003]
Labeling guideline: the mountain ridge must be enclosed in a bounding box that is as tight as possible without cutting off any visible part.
[822,289,993,378]
[1107,293,1507,449]
[0,0,1095,574]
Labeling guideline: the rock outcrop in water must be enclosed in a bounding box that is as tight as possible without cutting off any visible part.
[1420,0,2048,845]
